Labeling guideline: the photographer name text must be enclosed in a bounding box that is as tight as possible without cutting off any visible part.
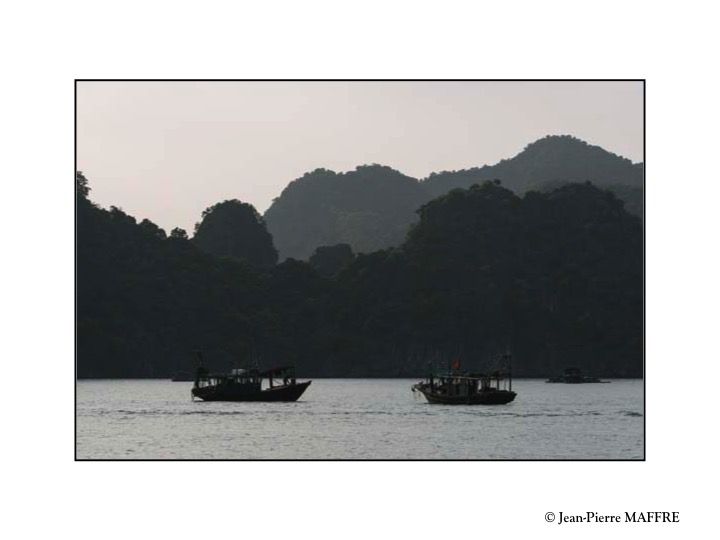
[545,511,679,525]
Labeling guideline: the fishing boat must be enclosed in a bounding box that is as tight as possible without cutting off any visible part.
[412,355,516,405]
[192,365,311,402]
[546,367,608,383]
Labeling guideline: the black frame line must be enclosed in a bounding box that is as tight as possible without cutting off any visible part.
[74,78,646,462]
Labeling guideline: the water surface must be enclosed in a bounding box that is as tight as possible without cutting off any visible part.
[76,379,643,459]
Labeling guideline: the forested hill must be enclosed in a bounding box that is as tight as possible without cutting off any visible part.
[264,135,644,260]
[325,181,642,377]
[77,172,642,379]
[264,165,427,261]
[422,135,643,196]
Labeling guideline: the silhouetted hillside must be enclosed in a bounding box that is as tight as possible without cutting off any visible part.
[76,171,642,378]
[264,135,643,260]
[264,165,428,260]
[77,173,328,377]
[325,181,642,376]
[534,180,643,221]
[193,199,278,268]
[423,135,643,196]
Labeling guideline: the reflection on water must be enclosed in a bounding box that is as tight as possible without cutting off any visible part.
[76,379,643,459]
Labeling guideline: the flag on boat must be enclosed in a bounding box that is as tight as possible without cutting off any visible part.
[452,359,461,370]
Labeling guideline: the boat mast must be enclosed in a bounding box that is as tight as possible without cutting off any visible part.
[505,352,512,392]
[509,355,512,392]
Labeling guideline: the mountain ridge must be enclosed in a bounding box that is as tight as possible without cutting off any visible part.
[264,134,643,260]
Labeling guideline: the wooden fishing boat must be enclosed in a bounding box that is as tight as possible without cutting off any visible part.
[192,365,311,402]
[412,355,516,405]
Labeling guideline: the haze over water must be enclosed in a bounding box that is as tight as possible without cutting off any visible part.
[77,379,643,459]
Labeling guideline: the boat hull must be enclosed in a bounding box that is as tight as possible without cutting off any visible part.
[416,387,516,405]
[192,381,311,402]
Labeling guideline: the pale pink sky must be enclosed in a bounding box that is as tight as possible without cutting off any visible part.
[77,81,643,234]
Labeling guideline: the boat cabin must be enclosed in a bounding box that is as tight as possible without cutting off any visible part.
[194,365,298,391]
[423,371,512,397]
[194,367,261,392]
[261,365,298,388]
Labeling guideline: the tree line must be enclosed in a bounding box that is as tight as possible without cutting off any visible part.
[77,170,642,378]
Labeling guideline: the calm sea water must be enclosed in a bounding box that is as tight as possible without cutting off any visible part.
[76,379,643,459]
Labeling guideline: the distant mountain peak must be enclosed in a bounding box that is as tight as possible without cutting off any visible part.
[422,134,642,196]
[265,134,643,260]
[518,134,636,164]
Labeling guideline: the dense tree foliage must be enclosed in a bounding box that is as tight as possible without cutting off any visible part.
[605,184,643,220]
[535,180,644,223]
[77,172,642,378]
[78,193,260,377]
[77,180,333,377]
[170,227,188,239]
[264,165,428,260]
[309,244,355,277]
[76,170,90,199]
[264,136,644,260]
[193,199,278,268]
[319,181,642,377]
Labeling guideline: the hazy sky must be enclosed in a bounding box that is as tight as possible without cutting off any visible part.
[77,81,643,233]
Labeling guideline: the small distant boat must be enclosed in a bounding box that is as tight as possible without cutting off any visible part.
[412,355,517,405]
[546,367,609,384]
[192,364,311,402]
